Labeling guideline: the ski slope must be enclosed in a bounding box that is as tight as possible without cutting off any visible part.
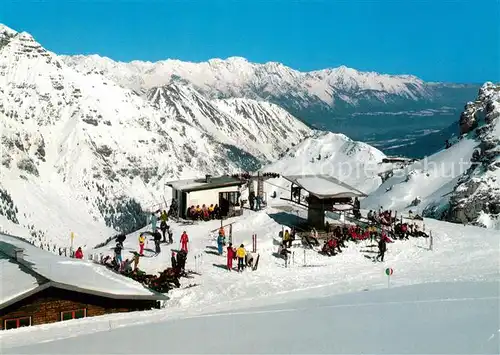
[1,205,499,351]
[4,281,499,354]
[362,137,477,213]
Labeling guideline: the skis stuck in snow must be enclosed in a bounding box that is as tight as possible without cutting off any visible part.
[252,254,260,271]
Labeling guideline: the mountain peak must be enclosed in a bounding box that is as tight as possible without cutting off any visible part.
[0,23,17,36]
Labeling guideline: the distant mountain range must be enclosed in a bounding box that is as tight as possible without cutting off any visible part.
[61,52,480,157]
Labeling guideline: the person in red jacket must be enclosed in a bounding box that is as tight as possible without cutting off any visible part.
[376,232,394,262]
[226,243,235,271]
[180,231,189,253]
[75,247,83,259]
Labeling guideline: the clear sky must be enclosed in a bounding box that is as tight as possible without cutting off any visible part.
[2,0,499,83]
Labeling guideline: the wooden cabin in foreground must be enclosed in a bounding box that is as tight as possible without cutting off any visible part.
[0,233,167,330]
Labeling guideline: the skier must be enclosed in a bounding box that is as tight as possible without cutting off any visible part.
[133,254,140,271]
[160,210,168,223]
[160,220,168,243]
[401,223,410,239]
[153,230,162,254]
[217,233,224,255]
[180,231,189,253]
[167,226,173,244]
[283,229,291,248]
[353,197,361,219]
[114,243,123,271]
[227,243,235,271]
[75,247,83,259]
[376,232,393,262]
[255,195,261,211]
[138,234,146,256]
[115,234,126,248]
[213,204,221,219]
[150,212,158,232]
[249,192,255,210]
[176,249,187,271]
[245,251,254,268]
[236,244,246,272]
[171,251,177,269]
[278,243,291,260]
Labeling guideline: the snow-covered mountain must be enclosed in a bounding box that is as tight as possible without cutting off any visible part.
[62,54,432,107]
[262,131,397,199]
[62,50,479,158]
[61,54,439,113]
[362,82,500,230]
[0,24,311,246]
[146,83,310,161]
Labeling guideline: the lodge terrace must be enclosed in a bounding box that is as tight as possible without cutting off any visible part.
[0,233,167,330]
[166,172,367,233]
[166,173,280,219]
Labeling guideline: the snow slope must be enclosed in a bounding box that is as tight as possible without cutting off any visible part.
[5,281,499,354]
[0,24,312,246]
[1,206,498,349]
[363,82,500,229]
[362,137,476,212]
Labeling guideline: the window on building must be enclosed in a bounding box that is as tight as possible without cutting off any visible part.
[60,309,87,321]
[4,316,31,330]
[220,191,239,206]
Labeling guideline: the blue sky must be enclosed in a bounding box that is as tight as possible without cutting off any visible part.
[2,0,499,83]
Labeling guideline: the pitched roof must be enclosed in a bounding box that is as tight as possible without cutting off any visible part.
[166,175,243,193]
[0,233,167,309]
[283,174,367,199]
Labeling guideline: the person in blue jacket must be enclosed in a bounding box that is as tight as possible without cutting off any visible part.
[150,212,158,232]
[217,233,225,255]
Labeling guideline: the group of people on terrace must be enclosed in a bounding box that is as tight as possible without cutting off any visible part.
[187,204,221,220]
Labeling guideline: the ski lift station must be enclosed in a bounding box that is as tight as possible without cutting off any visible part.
[280,174,367,229]
[166,173,366,231]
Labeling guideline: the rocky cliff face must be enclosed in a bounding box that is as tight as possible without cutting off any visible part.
[443,83,500,228]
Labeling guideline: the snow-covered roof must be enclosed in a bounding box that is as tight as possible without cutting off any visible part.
[0,233,167,309]
[0,251,46,306]
[283,174,367,199]
[166,175,243,193]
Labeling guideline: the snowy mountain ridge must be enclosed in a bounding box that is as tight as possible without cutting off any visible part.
[146,83,310,161]
[61,38,480,147]
[0,24,314,246]
[61,52,438,122]
[62,54,429,104]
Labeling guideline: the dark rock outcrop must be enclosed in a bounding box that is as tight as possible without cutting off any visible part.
[443,82,500,228]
